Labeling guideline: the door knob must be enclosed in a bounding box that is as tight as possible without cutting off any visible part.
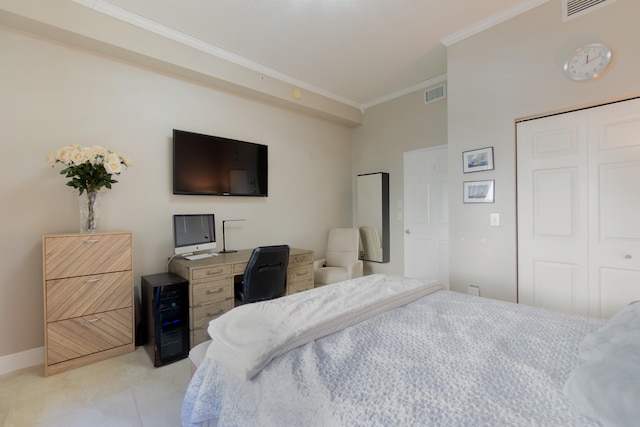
[405,229,411,234]
[624,254,632,259]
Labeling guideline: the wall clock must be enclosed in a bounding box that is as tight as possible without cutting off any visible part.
[563,43,612,81]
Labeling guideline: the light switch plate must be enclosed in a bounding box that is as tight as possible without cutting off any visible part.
[490,213,500,227]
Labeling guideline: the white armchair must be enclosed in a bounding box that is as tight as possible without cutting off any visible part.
[314,228,363,287]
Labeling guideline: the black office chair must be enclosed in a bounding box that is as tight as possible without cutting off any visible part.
[234,245,290,304]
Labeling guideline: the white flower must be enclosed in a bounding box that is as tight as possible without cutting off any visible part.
[104,153,123,174]
[69,148,87,165]
[82,146,98,164]
[93,145,108,157]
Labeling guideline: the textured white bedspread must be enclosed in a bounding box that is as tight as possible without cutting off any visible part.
[206,274,444,380]
[182,280,606,426]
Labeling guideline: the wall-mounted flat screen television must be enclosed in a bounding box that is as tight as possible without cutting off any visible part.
[173,129,268,196]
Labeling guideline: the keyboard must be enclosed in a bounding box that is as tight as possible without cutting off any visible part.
[184,253,216,261]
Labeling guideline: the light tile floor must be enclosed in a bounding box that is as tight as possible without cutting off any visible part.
[0,347,192,426]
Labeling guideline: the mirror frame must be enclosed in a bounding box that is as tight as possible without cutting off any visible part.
[357,172,390,263]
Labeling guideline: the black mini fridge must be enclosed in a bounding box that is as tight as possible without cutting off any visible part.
[141,273,189,367]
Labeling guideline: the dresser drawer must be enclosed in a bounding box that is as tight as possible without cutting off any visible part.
[287,264,313,284]
[46,271,132,322]
[46,307,133,365]
[191,299,234,331]
[43,233,132,279]
[287,278,314,295]
[191,264,233,283]
[191,327,212,348]
[290,252,313,265]
[191,278,233,306]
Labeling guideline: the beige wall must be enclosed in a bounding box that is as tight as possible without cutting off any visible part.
[352,87,448,276]
[0,26,353,358]
[447,0,640,301]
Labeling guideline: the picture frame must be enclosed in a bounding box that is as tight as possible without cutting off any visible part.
[462,147,494,173]
[463,180,495,204]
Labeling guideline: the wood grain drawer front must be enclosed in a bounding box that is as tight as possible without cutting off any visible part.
[288,278,314,295]
[46,271,132,322]
[290,252,313,265]
[191,299,234,331]
[233,262,248,275]
[287,264,313,284]
[191,265,232,283]
[46,307,133,365]
[44,233,132,279]
[191,328,211,348]
[192,279,233,306]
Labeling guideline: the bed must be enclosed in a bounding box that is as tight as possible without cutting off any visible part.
[181,274,640,427]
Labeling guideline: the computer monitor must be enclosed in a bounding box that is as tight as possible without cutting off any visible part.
[173,214,216,256]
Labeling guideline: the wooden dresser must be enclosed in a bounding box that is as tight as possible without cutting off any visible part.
[42,232,134,376]
[169,248,313,348]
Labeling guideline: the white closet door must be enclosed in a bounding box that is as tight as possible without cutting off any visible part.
[517,112,590,315]
[588,99,640,318]
[517,97,640,318]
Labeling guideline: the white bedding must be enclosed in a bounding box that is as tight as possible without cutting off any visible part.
[182,275,607,426]
[206,274,444,380]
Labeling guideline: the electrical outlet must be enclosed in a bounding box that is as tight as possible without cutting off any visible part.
[468,285,480,297]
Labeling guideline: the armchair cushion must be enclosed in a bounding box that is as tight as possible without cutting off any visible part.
[314,228,363,286]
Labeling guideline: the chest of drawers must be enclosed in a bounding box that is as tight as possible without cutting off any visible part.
[42,232,134,376]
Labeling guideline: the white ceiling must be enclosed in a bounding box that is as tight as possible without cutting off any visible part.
[78,0,544,107]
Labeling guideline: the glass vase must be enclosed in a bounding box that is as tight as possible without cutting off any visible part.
[79,190,103,233]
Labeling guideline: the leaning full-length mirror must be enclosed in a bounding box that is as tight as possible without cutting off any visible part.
[357,172,390,263]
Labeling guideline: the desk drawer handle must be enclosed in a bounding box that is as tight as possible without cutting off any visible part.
[206,287,224,295]
[85,278,103,283]
[82,239,101,243]
[206,309,225,318]
[206,269,224,276]
[295,271,309,277]
[84,317,102,323]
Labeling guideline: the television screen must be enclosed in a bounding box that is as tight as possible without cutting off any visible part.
[173,214,216,256]
[173,129,268,196]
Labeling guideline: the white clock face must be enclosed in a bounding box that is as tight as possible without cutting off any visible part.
[563,43,612,81]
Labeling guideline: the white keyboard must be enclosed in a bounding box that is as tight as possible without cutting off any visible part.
[184,253,216,261]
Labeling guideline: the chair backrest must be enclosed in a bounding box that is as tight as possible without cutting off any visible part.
[325,228,360,268]
[235,245,290,303]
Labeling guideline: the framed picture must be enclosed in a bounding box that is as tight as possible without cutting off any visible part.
[462,147,494,173]
[464,180,495,204]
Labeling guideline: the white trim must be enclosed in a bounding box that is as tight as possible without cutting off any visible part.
[0,347,43,376]
[440,0,550,47]
[361,74,447,112]
[72,0,361,109]
[72,0,540,110]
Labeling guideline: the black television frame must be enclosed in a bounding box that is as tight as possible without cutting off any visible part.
[173,129,268,197]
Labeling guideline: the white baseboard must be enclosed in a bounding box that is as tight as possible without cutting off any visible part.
[0,347,44,376]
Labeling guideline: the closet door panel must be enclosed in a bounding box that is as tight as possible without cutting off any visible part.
[588,98,640,317]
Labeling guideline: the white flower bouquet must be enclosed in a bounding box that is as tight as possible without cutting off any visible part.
[46,144,132,195]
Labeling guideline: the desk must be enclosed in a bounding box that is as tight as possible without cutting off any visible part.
[169,248,314,347]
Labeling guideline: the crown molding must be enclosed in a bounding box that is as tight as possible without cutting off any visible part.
[361,74,448,112]
[72,0,362,109]
[440,0,550,47]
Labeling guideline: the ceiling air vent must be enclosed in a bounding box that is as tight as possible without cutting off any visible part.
[424,84,446,105]
[562,0,615,21]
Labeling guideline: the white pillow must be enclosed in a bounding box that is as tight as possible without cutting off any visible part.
[564,303,640,426]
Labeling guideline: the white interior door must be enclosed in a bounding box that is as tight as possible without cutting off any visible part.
[517,113,590,315]
[587,99,640,318]
[517,97,640,318]
[403,146,449,285]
